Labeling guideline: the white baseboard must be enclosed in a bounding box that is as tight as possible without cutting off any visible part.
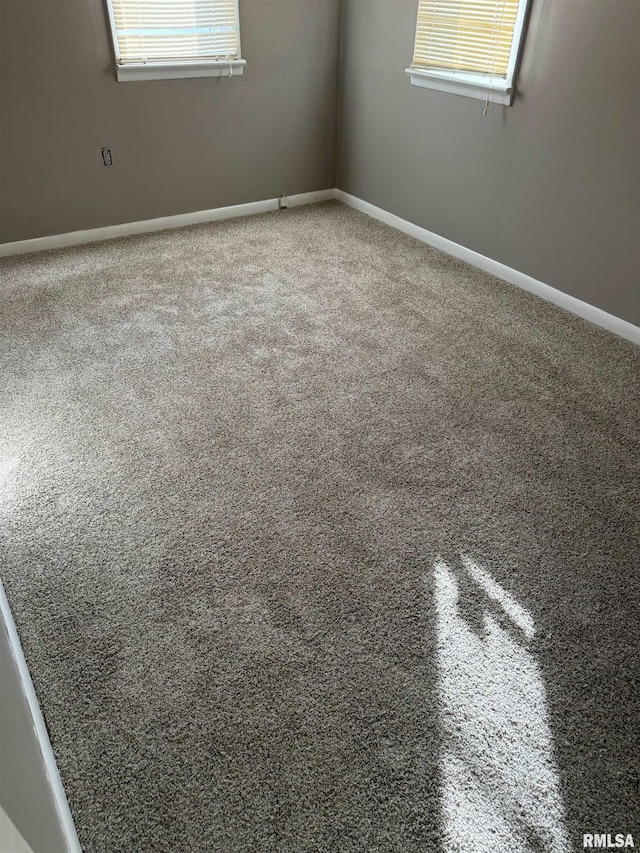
[283,189,336,208]
[0,581,82,853]
[2,186,636,345]
[0,189,336,258]
[335,190,640,345]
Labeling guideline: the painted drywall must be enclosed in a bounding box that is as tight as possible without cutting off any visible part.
[337,0,640,326]
[0,620,69,853]
[1,0,638,327]
[0,0,341,243]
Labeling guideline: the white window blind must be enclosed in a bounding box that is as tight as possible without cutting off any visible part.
[412,0,521,78]
[108,0,241,67]
[407,0,528,104]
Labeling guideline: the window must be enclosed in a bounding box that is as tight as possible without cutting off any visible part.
[105,0,245,82]
[406,0,530,105]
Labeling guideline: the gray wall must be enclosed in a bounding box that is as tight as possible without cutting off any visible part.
[337,0,640,326]
[1,0,638,327]
[0,0,341,243]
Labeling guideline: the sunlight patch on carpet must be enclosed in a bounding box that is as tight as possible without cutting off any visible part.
[433,556,569,853]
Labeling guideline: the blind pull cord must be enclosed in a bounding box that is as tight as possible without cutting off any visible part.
[483,0,507,114]
[225,2,233,76]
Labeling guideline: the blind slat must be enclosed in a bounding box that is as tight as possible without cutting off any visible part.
[110,0,240,65]
[411,0,522,79]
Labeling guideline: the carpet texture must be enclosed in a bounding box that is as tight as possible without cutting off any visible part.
[0,201,638,852]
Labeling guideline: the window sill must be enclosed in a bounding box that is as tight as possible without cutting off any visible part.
[405,67,513,106]
[116,59,246,82]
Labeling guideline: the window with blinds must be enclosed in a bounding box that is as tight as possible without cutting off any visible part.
[406,0,529,105]
[106,0,244,81]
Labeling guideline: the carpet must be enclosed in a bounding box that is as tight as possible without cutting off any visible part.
[0,201,638,852]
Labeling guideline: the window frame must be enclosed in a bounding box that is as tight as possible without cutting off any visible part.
[405,0,532,106]
[104,0,245,82]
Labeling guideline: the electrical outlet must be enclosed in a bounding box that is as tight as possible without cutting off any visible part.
[101,147,113,167]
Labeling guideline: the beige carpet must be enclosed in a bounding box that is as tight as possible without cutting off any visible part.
[0,201,638,852]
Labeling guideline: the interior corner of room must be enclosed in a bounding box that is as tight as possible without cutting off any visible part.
[0,1,639,852]
[0,0,638,332]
